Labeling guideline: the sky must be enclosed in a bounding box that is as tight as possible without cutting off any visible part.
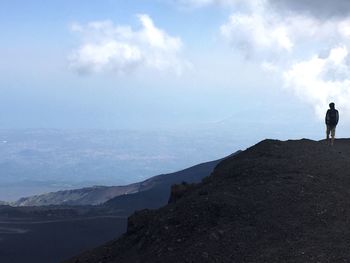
[1,0,350,139]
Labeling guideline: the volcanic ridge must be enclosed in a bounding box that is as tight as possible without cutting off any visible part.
[66,139,350,263]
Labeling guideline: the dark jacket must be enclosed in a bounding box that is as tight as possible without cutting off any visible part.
[325,109,339,127]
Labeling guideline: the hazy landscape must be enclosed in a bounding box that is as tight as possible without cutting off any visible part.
[0,129,239,201]
[2,0,348,262]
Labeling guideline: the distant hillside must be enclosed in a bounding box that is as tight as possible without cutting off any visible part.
[103,154,237,213]
[0,153,237,263]
[13,154,237,207]
[65,139,350,263]
[12,185,140,206]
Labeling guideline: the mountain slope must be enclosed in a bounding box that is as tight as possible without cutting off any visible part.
[65,139,350,263]
[13,155,231,207]
[12,185,140,206]
[103,155,233,213]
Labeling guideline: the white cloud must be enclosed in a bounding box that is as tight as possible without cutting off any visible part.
[220,12,293,57]
[69,14,190,75]
[172,0,350,120]
[284,46,350,118]
[216,0,350,120]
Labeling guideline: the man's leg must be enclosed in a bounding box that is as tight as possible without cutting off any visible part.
[331,127,336,146]
[326,125,330,144]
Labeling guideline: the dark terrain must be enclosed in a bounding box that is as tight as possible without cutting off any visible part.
[0,205,126,263]
[0,158,222,263]
[66,139,350,263]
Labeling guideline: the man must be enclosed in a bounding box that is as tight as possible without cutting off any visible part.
[325,102,339,146]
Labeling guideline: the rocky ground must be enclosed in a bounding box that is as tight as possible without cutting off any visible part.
[65,139,350,263]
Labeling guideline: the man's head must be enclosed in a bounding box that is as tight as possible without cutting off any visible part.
[329,102,335,109]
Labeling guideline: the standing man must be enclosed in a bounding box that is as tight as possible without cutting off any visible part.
[325,102,339,146]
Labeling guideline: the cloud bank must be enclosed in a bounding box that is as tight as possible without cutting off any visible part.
[179,0,350,18]
[270,0,350,19]
[69,15,189,75]
[186,0,350,120]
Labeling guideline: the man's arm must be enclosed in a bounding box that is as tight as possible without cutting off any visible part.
[336,110,339,125]
[325,110,330,125]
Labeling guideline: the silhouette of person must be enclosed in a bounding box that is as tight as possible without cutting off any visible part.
[325,102,339,146]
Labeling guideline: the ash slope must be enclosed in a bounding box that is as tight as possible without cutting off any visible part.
[65,139,350,263]
[13,154,231,207]
[12,185,140,206]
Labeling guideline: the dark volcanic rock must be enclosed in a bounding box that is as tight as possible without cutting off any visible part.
[65,139,350,263]
[168,182,196,204]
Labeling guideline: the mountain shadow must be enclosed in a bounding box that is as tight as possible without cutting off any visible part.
[65,139,350,263]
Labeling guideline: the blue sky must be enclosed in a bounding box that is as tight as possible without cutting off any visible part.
[1,0,350,140]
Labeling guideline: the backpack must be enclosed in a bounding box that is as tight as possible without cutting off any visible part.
[328,109,338,126]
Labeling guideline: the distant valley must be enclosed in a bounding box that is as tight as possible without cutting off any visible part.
[0,129,238,201]
[8,152,238,207]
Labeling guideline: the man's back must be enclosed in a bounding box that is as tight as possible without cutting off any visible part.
[326,108,339,127]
